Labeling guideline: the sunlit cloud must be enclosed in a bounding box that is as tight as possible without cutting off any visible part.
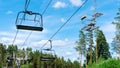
[90,6,94,11]
[100,22,116,43]
[0,37,23,45]
[30,39,74,48]
[0,29,49,47]
[70,0,83,7]
[6,10,13,14]
[53,1,67,8]
[65,51,73,56]
[61,18,66,23]
[100,22,115,33]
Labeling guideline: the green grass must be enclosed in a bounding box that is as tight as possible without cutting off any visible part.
[98,59,120,68]
[87,58,120,68]
[21,63,33,68]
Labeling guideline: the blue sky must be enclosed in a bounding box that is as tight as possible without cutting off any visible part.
[0,0,120,61]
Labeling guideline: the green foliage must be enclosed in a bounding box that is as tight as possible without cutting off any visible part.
[7,45,18,53]
[75,30,86,54]
[112,8,120,54]
[87,62,96,68]
[33,50,40,68]
[87,57,104,68]
[87,58,120,68]
[73,61,80,68]
[0,42,81,68]
[75,30,86,68]
[0,64,1,68]
[96,30,111,59]
[86,30,94,64]
[0,43,7,66]
[98,59,120,68]
[21,63,33,68]
[65,59,73,68]
[86,31,94,45]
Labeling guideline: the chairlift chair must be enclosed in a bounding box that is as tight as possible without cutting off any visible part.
[15,11,43,31]
[40,49,56,61]
[40,40,56,61]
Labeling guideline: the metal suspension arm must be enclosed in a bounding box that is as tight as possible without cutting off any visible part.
[24,0,31,11]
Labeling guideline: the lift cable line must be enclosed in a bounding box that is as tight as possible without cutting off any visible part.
[22,0,31,20]
[12,10,30,45]
[12,0,31,45]
[12,30,19,45]
[42,0,53,15]
[22,30,33,46]
[21,0,53,46]
[41,0,89,49]
[12,0,32,45]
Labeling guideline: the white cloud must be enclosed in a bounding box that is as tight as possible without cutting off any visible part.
[70,0,83,6]
[0,31,28,37]
[0,29,49,47]
[6,10,13,14]
[100,22,116,33]
[112,53,120,58]
[90,6,94,11]
[66,52,73,56]
[53,39,74,46]
[100,22,116,43]
[14,39,24,45]
[0,37,23,45]
[72,57,78,61]
[29,39,74,49]
[0,37,12,44]
[0,32,14,37]
[53,1,67,8]
[61,18,66,23]
[31,40,47,47]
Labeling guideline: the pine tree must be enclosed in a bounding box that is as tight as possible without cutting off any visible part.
[33,50,40,68]
[73,61,80,68]
[96,30,111,60]
[75,30,86,68]
[112,8,120,55]
[86,31,94,64]
[0,43,6,67]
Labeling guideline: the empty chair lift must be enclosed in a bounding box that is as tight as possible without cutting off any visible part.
[15,11,43,31]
